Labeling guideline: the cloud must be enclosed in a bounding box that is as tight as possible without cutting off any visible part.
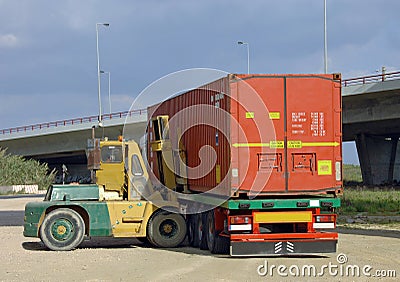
[109,94,135,112]
[0,34,18,48]
[0,0,399,127]
[0,92,97,129]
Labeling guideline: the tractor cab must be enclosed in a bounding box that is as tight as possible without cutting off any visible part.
[86,136,158,202]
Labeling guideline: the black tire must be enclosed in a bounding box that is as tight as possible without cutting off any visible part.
[39,208,85,251]
[206,210,229,254]
[147,209,187,248]
[191,214,200,248]
[206,211,216,252]
[198,213,208,250]
[213,235,230,255]
[187,214,196,247]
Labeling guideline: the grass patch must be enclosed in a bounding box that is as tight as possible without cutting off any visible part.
[0,148,56,190]
[343,164,363,185]
[339,188,400,215]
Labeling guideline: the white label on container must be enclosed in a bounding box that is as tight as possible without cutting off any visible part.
[311,112,326,137]
[232,168,239,177]
[291,112,307,135]
[336,161,341,181]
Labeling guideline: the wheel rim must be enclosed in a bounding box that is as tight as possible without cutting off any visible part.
[159,219,178,238]
[50,218,73,241]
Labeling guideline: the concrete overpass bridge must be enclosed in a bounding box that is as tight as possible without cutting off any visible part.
[1,71,400,185]
[0,110,147,184]
[342,71,400,185]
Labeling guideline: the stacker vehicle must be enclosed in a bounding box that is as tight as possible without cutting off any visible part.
[24,73,342,256]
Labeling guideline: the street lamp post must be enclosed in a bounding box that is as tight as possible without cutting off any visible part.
[96,23,109,124]
[324,0,328,74]
[100,70,111,114]
[237,41,250,74]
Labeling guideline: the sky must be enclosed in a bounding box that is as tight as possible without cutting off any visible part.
[0,0,399,164]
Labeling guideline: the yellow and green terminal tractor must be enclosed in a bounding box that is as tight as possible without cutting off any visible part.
[23,123,186,251]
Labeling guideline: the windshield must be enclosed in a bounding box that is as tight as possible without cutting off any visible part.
[101,145,123,163]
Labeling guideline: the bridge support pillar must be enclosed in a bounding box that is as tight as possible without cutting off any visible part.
[355,133,400,185]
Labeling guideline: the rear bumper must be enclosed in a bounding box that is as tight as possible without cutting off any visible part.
[230,239,337,256]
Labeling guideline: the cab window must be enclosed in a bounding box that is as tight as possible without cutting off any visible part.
[131,155,144,176]
[101,146,123,163]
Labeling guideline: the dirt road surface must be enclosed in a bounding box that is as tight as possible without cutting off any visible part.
[0,196,398,281]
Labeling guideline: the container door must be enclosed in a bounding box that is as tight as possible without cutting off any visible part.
[285,75,342,193]
[231,74,341,196]
[230,76,287,195]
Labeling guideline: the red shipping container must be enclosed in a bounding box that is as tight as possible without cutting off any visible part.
[147,74,342,197]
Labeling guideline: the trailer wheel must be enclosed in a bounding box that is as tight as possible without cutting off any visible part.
[206,211,216,251]
[189,214,200,248]
[198,213,208,250]
[187,214,196,247]
[213,234,230,254]
[39,208,85,251]
[147,210,187,248]
[206,211,229,254]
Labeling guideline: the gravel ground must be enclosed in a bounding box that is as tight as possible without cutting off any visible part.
[0,196,398,281]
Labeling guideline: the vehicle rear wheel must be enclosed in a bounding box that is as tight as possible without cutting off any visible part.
[187,214,196,247]
[198,213,208,250]
[39,208,85,251]
[206,211,216,251]
[206,210,229,254]
[213,234,230,254]
[147,209,187,248]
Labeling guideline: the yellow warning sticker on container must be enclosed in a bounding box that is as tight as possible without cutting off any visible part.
[288,140,302,148]
[245,112,254,119]
[269,141,284,149]
[318,160,332,175]
[269,112,280,120]
[216,164,221,184]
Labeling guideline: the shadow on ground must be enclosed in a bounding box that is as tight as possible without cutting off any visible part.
[338,227,400,239]
[21,237,329,259]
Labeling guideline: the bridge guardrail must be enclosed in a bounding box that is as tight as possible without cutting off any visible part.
[3,70,400,136]
[342,71,400,87]
[1,109,147,135]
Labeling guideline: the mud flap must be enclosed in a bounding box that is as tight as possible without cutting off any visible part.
[230,239,337,256]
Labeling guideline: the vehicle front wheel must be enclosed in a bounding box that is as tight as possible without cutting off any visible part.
[39,208,85,251]
[147,209,187,248]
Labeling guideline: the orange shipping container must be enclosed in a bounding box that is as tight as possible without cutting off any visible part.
[147,74,342,198]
